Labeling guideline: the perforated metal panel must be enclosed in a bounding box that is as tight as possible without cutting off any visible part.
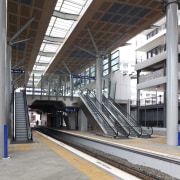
[101,3,151,25]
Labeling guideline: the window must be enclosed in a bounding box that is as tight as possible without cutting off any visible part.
[110,50,119,72]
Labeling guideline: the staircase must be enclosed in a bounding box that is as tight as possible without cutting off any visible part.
[14,91,31,142]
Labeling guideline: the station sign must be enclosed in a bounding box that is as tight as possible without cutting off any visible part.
[72,74,95,80]
[11,69,25,74]
[64,107,77,112]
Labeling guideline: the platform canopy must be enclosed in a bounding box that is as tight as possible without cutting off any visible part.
[7,0,164,87]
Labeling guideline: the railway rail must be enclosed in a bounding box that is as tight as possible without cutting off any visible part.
[34,127,180,180]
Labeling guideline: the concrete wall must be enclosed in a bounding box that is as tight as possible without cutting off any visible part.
[152,127,166,136]
[68,112,76,129]
[78,109,88,132]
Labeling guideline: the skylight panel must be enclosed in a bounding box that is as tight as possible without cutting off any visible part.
[56,18,73,29]
[40,43,46,51]
[33,72,44,76]
[33,65,46,71]
[62,2,82,14]
[38,56,52,63]
[41,43,59,53]
[63,0,87,13]
[47,18,74,38]
[28,0,91,87]
[50,27,67,37]
[66,0,87,6]
[55,0,63,11]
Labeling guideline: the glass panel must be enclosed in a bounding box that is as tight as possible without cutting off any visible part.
[111,64,119,72]
[28,0,91,86]
[103,58,108,65]
[111,58,119,66]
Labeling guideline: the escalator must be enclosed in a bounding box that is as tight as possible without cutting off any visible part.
[80,92,127,138]
[102,95,153,137]
[90,95,129,137]
[14,90,32,142]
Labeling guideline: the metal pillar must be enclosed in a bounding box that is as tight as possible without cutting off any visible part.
[166,0,179,146]
[40,75,43,99]
[0,0,7,157]
[6,45,12,138]
[32,73,35,98]
[96,55,103,103]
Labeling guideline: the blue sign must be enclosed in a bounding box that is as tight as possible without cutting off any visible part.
[72,74,95,80]
[64,107,77,112]
[11,69,25,74]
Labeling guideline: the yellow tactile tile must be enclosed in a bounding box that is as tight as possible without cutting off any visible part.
[33,131,119,180]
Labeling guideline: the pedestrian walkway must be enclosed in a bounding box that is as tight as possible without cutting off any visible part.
[0,131,131,180]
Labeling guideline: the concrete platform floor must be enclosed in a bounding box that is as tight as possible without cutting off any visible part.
[0,131,126,180]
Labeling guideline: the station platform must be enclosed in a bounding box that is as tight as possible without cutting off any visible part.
[61,130,180,159]
[0,131,140,180]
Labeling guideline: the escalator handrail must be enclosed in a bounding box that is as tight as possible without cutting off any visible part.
[101,104,130,136]
[88,93,129,137]
[23,89,32,141]
[102,95,142,136]
[80,92,115,136]
[111,98,153,136]
[87,93,119,134]
[112,100,138,126]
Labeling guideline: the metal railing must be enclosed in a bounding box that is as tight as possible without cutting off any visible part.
[23,89,32,141]
[102,95,153,137]
[80,91,117,137]
[112,97,153,136]
[89,93,129,137]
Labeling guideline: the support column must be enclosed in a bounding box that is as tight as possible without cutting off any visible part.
[136,70,140,124]
[166,0,178,146]
[96,55,103,103]
[70,74,73,100]
[40,75,43,99]
[0,0,7,157]
[6,45,12,138]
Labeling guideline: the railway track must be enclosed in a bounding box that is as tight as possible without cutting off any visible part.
[34,127,180,180]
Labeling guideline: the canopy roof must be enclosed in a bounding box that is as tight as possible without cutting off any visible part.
[8,0,164,87]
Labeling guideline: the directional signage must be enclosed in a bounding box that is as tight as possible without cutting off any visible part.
[11,69,25,74]
[64,107,77,112]
[72,74,96,80]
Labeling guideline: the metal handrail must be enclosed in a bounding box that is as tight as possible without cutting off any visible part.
[102,95,143,137]
[23,89,32,141]
[112,99,154,136]
[80,92,116,137]
[89,93,129,137]
[104,95,154,137]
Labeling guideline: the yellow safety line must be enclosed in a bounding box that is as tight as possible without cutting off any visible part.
[33,131,118,180]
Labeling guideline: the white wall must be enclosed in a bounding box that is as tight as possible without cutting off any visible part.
[110,70,131,101]
[41,112,47,126]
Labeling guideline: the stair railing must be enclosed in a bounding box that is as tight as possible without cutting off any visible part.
[87,92,130,137]
[111,98,153,136]
[102,95,142,136]
[80,91,117,137]
[23,89,32,141]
